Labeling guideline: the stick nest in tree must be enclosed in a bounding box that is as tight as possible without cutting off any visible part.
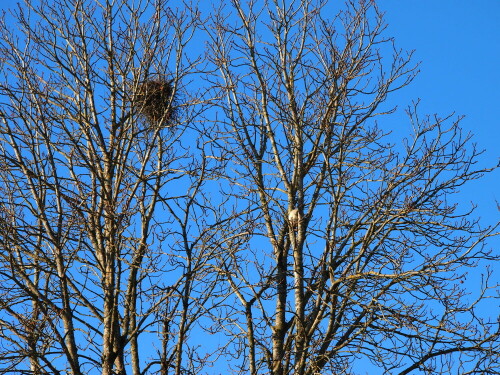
[135,79,177,126]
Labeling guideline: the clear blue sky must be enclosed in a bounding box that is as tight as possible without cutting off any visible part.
[383,0,500,211]
[382,1,500,276]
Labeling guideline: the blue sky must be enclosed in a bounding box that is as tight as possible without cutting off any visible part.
[382,3,500,299]
[378,3,500,329]
[382,0,500,220]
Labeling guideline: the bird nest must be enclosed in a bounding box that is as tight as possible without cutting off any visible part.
[134,79,177,126]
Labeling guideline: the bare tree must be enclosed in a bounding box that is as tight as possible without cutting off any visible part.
[205,0,499,374]
[0,1,223,375]
[0,0,498,374]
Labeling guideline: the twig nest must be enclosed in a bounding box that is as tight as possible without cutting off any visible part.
[288,208,301,227]
[135,79,176,126]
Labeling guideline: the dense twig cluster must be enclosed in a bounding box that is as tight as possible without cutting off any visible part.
[135,79,176,125]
